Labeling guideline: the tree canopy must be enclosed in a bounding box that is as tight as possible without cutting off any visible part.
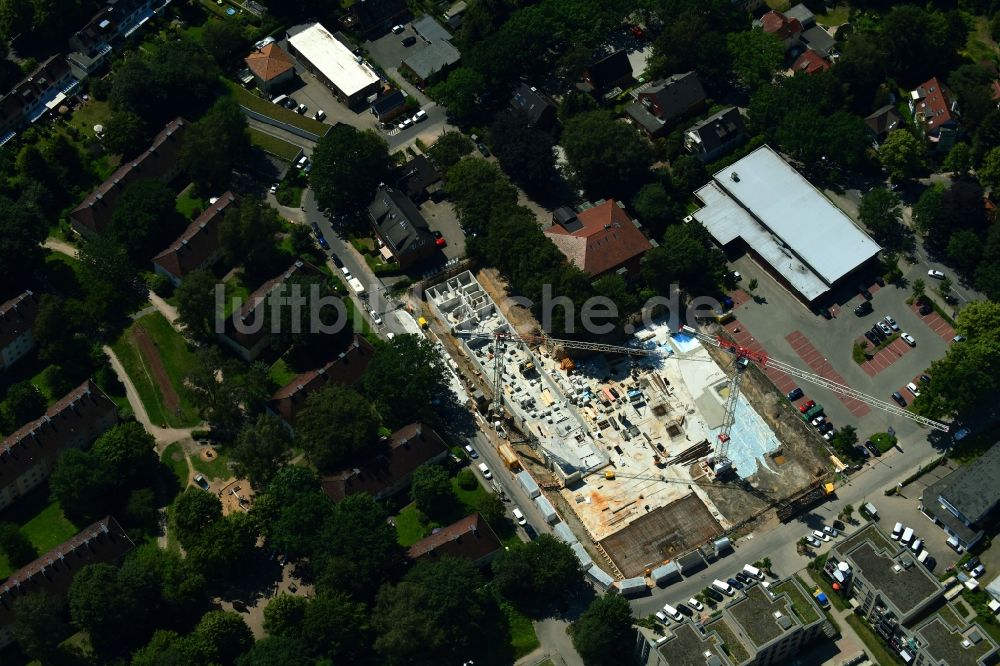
[489,110,556,195]
[491,534,581,611]
[231,414,295,490]
[561,110,654,199]
[310,125,389,215]
[727,29,784,90]
[858,189,911,251]
[571,594,634,666]
[296,386,379,472]
[363,335,451,428]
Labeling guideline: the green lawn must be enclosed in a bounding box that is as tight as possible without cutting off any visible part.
[190,446,234,481]
[395,502,437,546]
[268,357,298,387]
[502,602,540,660]
[816,4,850,26]
[846,615,904,665]
[111,312,202,427]
[66,99,111,141]
[778,578,821,624]
[963,16,997,66]
[176,185,207,220]
[43,251,85,298]
[223,277,251,318]
[161,442,190,489]
[870,432,897,453]
[225,80,328,136]
[0,494,78,579]
[249,127,301,161]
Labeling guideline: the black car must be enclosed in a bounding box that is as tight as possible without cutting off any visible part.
[858,284,873,300]
[891,391,907,407]
[963,557,981,572]
[919,303,933,315]
[706,588,724,601]
[920,374,931,384]
[330,253,344,268]
[787,387,804,401]
[402,35,416,46]
[871,325,886,342]
[855,301,873,316]
[820,422,833,434]
[727,577,744,590]
[476,142,491,157]
[855,445,870,459]
[864,330,879,346]
[865,440,881,457]
[284,98,298,109]
[735,572,752,585]
[676,603,694,616]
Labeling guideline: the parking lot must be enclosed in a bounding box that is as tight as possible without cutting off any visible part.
[726,253,952,444]
[417,196,465,260]
[273,53,381,132]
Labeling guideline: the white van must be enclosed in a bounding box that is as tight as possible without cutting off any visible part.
[947,535,965,552]
[910,538,923,554]
[272,94,288,106]
[296,155,309,169]
[892,522,903,539]
[477,462,492,479]
[654,611,669,624]
[917,550,930,564]
[901,527,914,545]
[688,597,704,611]
[348,276,366,295]
[314,109,326,121]
[512,508,526,526]
[662,604,683,621]
[712,579,735,596]
[743,564,764,580]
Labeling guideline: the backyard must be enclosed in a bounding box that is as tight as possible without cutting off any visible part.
[176,185,207,220]
[111,312,202,427]
[0,488,78,579]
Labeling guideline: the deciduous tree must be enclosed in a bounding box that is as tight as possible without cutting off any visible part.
[363,335,450,428]
[296,386,379,472]
[1,381,46,430]
[232,414,294,489]
[194,610,253,665]
[13,592,67,663]
[858,188,911,251]
[310,125,389,215]
[562,111,654,199]
[489,110,556,195]
[571,594,634,666]
[427,67,485,121]
[727,29,784,90]
[409,464,455,518]
[50,449,117,523]
[0,522,37,567]
[175,268,220,342]
[879,130,926,181]
[172,489,222,550]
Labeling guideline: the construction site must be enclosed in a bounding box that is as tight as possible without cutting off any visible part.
[425,271,830,579]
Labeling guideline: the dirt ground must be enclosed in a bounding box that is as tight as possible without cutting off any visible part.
[132,324,181,413]
[698,332,833,527]
[476,268,541,338]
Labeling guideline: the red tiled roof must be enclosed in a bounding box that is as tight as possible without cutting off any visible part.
[912,77,957,133]
[245,43,295,82]
[544,200,652,276]
[152,192,236,281]
[0,290,39,352]
[269,334,375,424]
[992,80,1000,102]
[70,117,187,236]
[0,516,134,626]
[0,380,117,493]
[792,49,831,75]
[761,11,802,40]
[407,513,502,565]
[321,423,448,503]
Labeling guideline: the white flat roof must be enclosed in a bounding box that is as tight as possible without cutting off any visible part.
[695,145,880,297]
[287,23,379,97]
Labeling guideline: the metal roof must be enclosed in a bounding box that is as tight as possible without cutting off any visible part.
[693,146,880,301]
[287,22,379,97]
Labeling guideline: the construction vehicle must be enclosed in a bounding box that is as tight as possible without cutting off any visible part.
[458,324,949,481]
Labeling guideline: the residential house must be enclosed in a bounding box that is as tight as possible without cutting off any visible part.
[370,88,408,124]
[635,577,829,666]
[0,380,118,512]
[0,517,134,649]
[865,104,904,143]
[544,200,653,278]
[510,83,557,131]
[67,0,174,80]
[759,4,837,59]
[625,72,707,139]
[244,43,296,93]
[910,77,960,152]
[792,49,831,75]
[0,55,79,144]
[0,291,39,371]
[343,0,408,37]
[152,192,236,286]
[70,117,188,237]
[580,49,633,95]
[825,523,999,664]
[400,16,461,87]
[407,513,502,567]
[368,186,438,269]
[220,260,327,361]
[395,155,442,203]
[321,423,448,503]
[760,10,803,50]
[684,107,746,162]
[920,442,1000,550]
[268,334,375,427]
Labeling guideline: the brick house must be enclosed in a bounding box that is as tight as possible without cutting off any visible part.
[544,200,653,278]
[152,191,236,286]
[0,291,39,371]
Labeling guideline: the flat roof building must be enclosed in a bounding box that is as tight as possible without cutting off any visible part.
[286,22,381,108]
[691,145,881,304]
[921,444,1000,550]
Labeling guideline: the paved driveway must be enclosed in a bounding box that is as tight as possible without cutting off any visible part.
[418,197,465,260]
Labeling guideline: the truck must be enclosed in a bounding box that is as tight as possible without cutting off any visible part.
[802,404,824,422]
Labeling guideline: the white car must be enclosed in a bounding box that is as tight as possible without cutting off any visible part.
[823,525,839,537]
[906,382,921,397]
[928,269,945,279]
[688,597,704,612]
[811,416,826,427]
[269,183,278,195]
[398,117,413,130]
[369,309,383,326]
[884,315,899,331]
[512,508,527,526]
[391,24,405,33]
[823,430,835,440]
[813,529,830,542]
[901,332,916,347]
[340,265,352,277]
[412,109,427,123]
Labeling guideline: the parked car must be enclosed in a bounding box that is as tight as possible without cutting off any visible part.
[284,98,298,109]
[855,301,873,316]
[812,529,830,542]
[330,253,344,269]
[391,23,405,33]
[823,430,835,441]
[865,440,881,457]
[953,335,966,342]
[787,387,804,401]
[901,332,916,346]
[857,284,873,300]
[688,597,704,611]
[819,422,833,434]
[919,374,931,384]
[871,325,886,342]
[369,309,383,326]
[963,557,980,572]
[476,142,491,157]
[918,303,933,315]
[402,35,417,46]
[928,269,945,279]
[972,564,986,578]
[464,444,478,459]
[877,321,893,336]
[296,103,307,114]
[194,474,209,490]
[317,236,329,250]
[398,117,413,130]
[906,382,921,397]
[734,572,752,585]
[884,315,899,331]
[799,400,816,413]
[811,415,826,427]
[806,535,822,548]
[727,577,744,590]
[856,444,870,459]
[313,109,326,121]
[823,525,839,537]
[891,391,907,407]
[864,330,879,346]
[412,109,427,123]
[512,508,527,526]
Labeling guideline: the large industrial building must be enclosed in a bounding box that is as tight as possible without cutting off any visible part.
[286,22,381,108]
[691,145,881,305]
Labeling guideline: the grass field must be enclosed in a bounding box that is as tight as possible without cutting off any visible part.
[816,4,850,26]
[0,493,78,579]
[190,447,234,481]
[225,80,328,136]
[846,615,903,665]
[249,127,301,161]
[268,357,298,387]
[502,602,540,659]
[161,442,190,489]
[395,502,431,546]
[176,185,207,220]
[111,312,202,427]
[964,16,998,66]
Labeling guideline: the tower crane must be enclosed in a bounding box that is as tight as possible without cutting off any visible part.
[459,324,950,479]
